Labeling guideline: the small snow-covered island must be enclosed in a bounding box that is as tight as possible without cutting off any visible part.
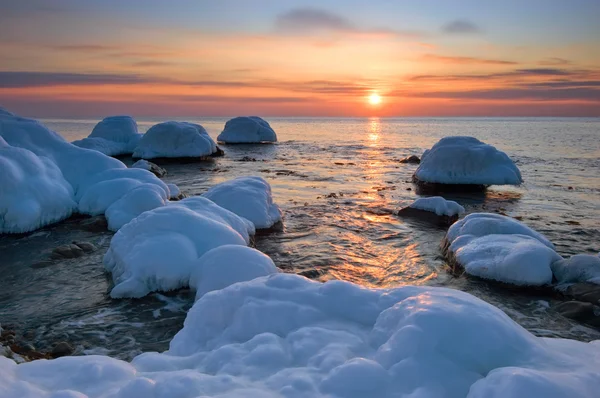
[1,108,600,397]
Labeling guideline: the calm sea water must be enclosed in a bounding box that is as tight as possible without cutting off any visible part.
[1,117,599,359]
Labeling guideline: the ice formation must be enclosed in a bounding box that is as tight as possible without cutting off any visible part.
[552,254,600,285]
[72,116,142,156]
[446,213,561,286]
[414,136,523,186]
[2,274,600,397]
[132,121,218,159]
[0,109,170,233]
[202,176,282,229]
[409,196,465,216]
[217,116,277,144]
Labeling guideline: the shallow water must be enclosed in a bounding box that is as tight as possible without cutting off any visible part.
[1,117,599,359]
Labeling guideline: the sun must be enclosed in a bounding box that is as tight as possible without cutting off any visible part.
[368,93,382,106]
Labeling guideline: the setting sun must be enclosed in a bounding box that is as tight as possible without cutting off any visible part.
[368,94,382,106]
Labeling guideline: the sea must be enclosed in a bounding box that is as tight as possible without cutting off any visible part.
[1,117,599,359]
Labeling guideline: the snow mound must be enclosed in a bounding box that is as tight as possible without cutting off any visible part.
[217,116,277,144]
[72,116,142,156]
[409,196,465,216]
[190,245,278,299]
[414,136,523,186]
[132,121,218,159]
[0,109,170,233]
[202,176,282,229]
[103,199,254,298]
[3,274,600,397]
[552,254,600,285]
[446,213,560,286]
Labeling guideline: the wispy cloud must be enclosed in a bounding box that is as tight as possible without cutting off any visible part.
[442,20,482,34]
[403,87,600,101]
[421,54,517,65]
[538,57,572,66]
[0,71,157,88]
[275,7,422,38]
[410,68,579,81]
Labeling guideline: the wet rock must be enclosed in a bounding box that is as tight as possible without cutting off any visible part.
[73,241,96,253]
[396,207,458,227]
[51,341,74,358]
[51,243,85,259]
[325,193,338,199]
[399,155,421,164]
[79,216,108,232]
[238,156,257,162]
[14,342,35,353]
[297,269,323,279]
[554,301,600,327]
[138,161,167,177]
[412,178,488,195]
[564,283,600,305]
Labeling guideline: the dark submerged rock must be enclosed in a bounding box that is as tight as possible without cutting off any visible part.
[399,155,421,164]
[564,283,600,305]
[51,341,74,358]
[79,216,108,232]
[412,176,488,195]
[554,301,600,328]
[51,244,85,259]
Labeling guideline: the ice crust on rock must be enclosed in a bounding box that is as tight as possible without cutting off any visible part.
[202,176,282,229]
[0,109,169,233]
[446,213,561,286]
[217,116,277,144]
[414,136,523,186]
[409,196,465,216]
[103,197,255,298]
[72,116,142,156]
[132,121,218,159]
[552,254,600,285]
[3,274,600,397]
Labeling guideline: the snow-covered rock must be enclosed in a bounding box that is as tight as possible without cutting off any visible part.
[2,274,600,397]
[414,136,522,186]
[103,198,255,298]
[217,116,277,144]
[445,213,560,286]
[132,121,218,160]
[72,116,142,156]
[409,196,465,217]
[202,176,282,229]
[0,109,169,233]
[552,254,600,285]
[166,183,183,200]
[190,245,278,299]
[131,159,166,177]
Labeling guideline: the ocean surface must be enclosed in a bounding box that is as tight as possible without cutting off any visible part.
[1,117,599,359]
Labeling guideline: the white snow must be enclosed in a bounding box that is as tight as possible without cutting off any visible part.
[202,176,282,229]
[103,197,256,298]
[0,109,170,233]
[72,116,142,156]
[166,183,181,199]
[446,213,561,286]
[409,196,465,216]
[552,254,600,285]
[190,245,278,299]
[132,121,217,159]
[414,136,523,185]
[3,274,600,397]
[217,116,277,144]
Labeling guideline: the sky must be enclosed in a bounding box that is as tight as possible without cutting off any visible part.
[0,0,599,118]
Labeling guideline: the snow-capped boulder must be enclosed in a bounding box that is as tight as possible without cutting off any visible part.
[190,245,278,299]
[413,136,522,189]
[72,116,142,156]
[445,213,560,286]
[552,254,600,285]
[131,159,167,177]
[0,109,170,234]
[202,176,282,229]
[397,196,466,226]
[104,198,255,298]
[132,121,219,160]
[217,116,277,144]
[3,274,600,397]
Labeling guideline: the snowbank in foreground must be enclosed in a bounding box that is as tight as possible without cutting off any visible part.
[3,274,600,398]
[190,245,278,299]
[217,116,277,144]
[103,198,255,298]
[409,196,465,216]
[0,109,170,233]
[72,116,142,156]
[132,121,218,159]
[552,254,600,285]
[203,176,282,229]
[414,136,522,186]
[446,213,560,286]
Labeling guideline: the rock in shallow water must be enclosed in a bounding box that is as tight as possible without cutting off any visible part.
[565,283,600,305]
[396,207,459,227]
[399,155,420,164]
[51,341,74,358]
[554,301,600,328]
